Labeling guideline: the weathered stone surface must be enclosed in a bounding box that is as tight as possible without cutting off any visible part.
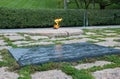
[0,46,11,50]
[68,35,83,39]
[92,68,120,79]
[9,43,120,66]
[0,40,7,46]
[16,42,54,47]
[98,37,120,41]
[30,36,49,40]
[104,30,115,33]
[95,41,120,47]
[12,41,31,45]
[1,33,19,36]
[86,32,96,35]
[31,70,72,79]
[0,67,19,79]
[75,61,112,70]
[26,28,83,37]
[61,40,83,44]
[104,33,117,36]
[5,36,25,41]
[62,38,98,44]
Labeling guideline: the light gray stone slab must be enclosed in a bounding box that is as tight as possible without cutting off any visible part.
[31,70,72,79]
[0,46,12,50]
[95,41,120,47]
[68,35,83,39]
[104,33,117,36]
[2,33,19,36]
[5,36,25,41]
[86,32,96,35]
[61,40,83,44]
[92,68,120,79]
[12,41,31,45]
[26,28,83,37]
[9,42,120,66]
[75,61,112,70]
[0,40,7,46]
[104,30,115,33]
[0,67,19,79]
[17,42,54,47]
[61,38,97,44]
[30,36,49,40]
[50,37,68,41]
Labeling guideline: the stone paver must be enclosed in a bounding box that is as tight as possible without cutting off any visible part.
[102,37,120,41]
[92,68,120,79]
[50,37,67,41]
[0,46,11,50]
[61,39,82,44]
[1,33,19,36]
[86,32,96,35]
[5,36,25,41]
[75,61,112,70]
[95,37,120,47]
[61,38,98,44]
[0,40,7,46]
[12,41,31,45]
[68,35,83,39]
[30,36,49,40]
[115,47,120,49]
[31,70,72,79]
[103,33,117,36]
[95,41,120,47]
[17,42,54,47]
[0,67,19,79]
[104,30,115,33]
[16,28,83,38]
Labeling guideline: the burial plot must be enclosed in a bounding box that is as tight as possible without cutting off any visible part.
[9,42,120,66]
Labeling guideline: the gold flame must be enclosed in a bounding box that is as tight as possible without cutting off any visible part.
[54,18,62,29]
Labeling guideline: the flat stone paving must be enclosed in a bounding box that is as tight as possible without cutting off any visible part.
[30,36,49,40]
[0,28,83,37]
[0,40,7,46]
[31,70,72,79]
[5,35,25,41]
[92,68,120,79]
[75,61,112,70]
[0,67,19,79]
[0,26,120,79]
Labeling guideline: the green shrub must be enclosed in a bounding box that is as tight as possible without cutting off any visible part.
[0,7,84,28]
[0,7,120,29]
[88,9,120,25]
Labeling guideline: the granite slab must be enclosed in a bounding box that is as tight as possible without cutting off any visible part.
[8,42,120,66]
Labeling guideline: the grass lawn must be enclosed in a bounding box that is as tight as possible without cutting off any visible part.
[0,0,60,9]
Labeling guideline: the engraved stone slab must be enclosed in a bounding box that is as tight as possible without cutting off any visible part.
[9,43,120,66]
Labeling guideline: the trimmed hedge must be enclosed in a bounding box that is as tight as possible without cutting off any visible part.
[0,7,84,29]
[0,7,120,29]
[88,10,120,26]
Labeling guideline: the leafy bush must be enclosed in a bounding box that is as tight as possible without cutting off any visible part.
[0,7,120,29]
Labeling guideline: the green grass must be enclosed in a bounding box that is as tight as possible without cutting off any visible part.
[2,36,17,48]
[0,0,61,9]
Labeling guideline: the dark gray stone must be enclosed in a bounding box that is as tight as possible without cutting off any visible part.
[8,43,120,66]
